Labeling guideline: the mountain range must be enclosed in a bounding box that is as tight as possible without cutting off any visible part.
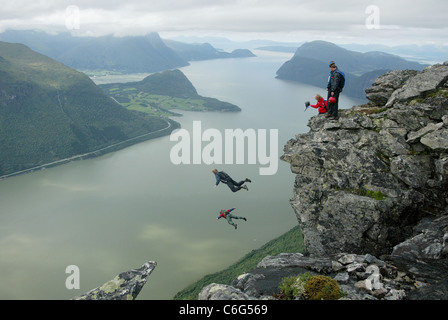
[167,35,448,65]
[275,41,428,100]
[0,30,255,74]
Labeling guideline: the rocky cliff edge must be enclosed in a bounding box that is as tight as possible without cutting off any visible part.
[72,262,156,300]
[199,62,448,300]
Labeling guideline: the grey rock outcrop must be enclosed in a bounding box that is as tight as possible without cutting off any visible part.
[365,69,418,106]
[365,62,448,107]
[72,261,156,300]
[391,215,448,260]
[386,62,448,107]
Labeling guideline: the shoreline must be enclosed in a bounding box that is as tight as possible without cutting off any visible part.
[0,118,179,181]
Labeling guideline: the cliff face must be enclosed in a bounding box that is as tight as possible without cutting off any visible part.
[198,62,448,301]
[282,62,448,258]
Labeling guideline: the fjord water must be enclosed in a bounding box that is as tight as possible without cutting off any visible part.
[0,51,364,299]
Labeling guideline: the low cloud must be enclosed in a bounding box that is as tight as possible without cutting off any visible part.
[0,0,447,45]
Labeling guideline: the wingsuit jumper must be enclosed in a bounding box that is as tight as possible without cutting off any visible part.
[212,169,251,192]
[217,208,247,230]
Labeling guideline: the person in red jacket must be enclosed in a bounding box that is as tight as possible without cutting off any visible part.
[217,208,247,230]
[311,94,328,114]
[305,94,328,114]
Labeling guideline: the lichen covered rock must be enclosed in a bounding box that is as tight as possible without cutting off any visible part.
[73,261,156,300]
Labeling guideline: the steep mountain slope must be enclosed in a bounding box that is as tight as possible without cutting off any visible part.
[0,41,174,177]
[57,33,189,73]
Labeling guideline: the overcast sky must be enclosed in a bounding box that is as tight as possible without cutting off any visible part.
[1,0,447,46]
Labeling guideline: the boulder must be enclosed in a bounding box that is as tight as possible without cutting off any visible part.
[365,70,418,106]
[391,216,448,260]
[198,284,251,300]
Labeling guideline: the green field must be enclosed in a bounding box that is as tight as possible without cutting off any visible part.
[114,90,218,117]
[100,69,241,118]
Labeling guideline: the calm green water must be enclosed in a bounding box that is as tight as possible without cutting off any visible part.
[0,51,364,299]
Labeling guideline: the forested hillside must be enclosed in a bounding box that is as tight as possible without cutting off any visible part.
[0,41,174,177]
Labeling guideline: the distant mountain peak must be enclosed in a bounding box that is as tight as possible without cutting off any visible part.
[276,40,427,100]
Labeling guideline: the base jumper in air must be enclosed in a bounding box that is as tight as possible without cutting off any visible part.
[212,169,251,192]
[217,208,247,230]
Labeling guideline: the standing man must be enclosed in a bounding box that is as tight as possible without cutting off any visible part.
[212,169,251,192]
[217,208,247,230]
[326,61,344,120]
